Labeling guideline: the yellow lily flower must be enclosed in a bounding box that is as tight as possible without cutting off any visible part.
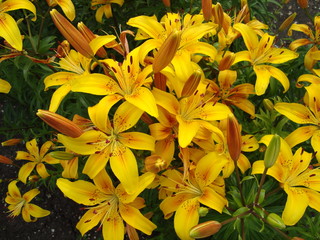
[0,0,36,51]
[58,100,155,194]
[152,87,231,148]
[91,0,124,23]
[288,16,320,70]
[233,23,299,95]
[207,69,256,117]
[44,49,92,112]
[252,135,320,225]
[5,180,50,222]
[274,84,320,160]
[16,139,60,183]
[56,169,157,240]
[127,13,218,66]
[46,0,75,21]
[0,79,11,93]
[159,151,228,240]
[72,47,159,117]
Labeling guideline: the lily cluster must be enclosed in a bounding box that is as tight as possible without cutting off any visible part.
[2,0,320,239]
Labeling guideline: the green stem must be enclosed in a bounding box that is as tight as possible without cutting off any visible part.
[220,209,252,225]
[254,167,268,204]
[37,7,52,52]
[235,163,246,206]
[251,211,291,240]
[23,10,37,53]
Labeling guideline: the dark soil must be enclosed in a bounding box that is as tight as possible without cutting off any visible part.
[1,1,319,239]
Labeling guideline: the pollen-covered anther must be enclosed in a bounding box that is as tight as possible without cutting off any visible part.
[144,155,168,173]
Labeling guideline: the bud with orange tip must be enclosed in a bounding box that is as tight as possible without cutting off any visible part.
[189,221,222,238]
[202,0,212,21]
[226,113,242,162]
[181,70,202,97]
[279,13,296,32]
[162,0,170,7]
[77,22,107,58]
[218,52,235,71]
[50,9,93,58]
[297,0,308,9]
[0,155,13,165]
[37,109,83,138]
[291,237,305,240]
[212,3,224,27]
[1,138,22,147]
[153,30,181,73]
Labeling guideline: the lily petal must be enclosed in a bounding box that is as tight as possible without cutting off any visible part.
[285,126,318,148]
[0,79,11,93]
[174,198,200,240]
[119,203,156,235]
[198,186,227,213]
[18,162,36,184]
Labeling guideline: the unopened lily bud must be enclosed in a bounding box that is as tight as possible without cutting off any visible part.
[153,30,181,73]
[291,237,305,240]
[189,221,221,239]
[154,72,167,91]
[266,213,286,229]
[0,155,13,165]
[198,207,209,217]
[202,0,212,21]
[144,155,167,173]
[50,9,93,58]
[77,22,107,58]
[212,3,224,26]
[262,99,274,111]
[28,175,40,183]
[218,52,235,70]
[162,0,170,7]
[1,138,22,146]
[46,0,57,7]
[264,134,281,168]
[279,13,296,32]
[297,0,308,9]
[181,70,202,97]
[37,109,83,138]
[227,114,242,162]
[49,151,75,160]
[56,40,70,58]
[240,0,250,23]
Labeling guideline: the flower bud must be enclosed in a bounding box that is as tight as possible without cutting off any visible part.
[262,99,274,111]
[153,30,181,73]
[227,114,242,162]
[297,0,308,9]
[266,213,286,229]
[0,155,13,165]
[49,151,76,160]
[77,22,107,58]
[218,52,235,71]
[162,0,170,7]
[181,70,202,97]
[212,3,224,27]
[198,207,209,217]
[37,109,83,138]
[50,9,93,58]
[154,72,167,91]
[291,237,305,240]
[1,138,22,146]
[28,175,40,183]
[279,13,296,32]
[240,0,250,23]
[264,134,281,168]
[202,0,212,21]
[144,155,167,173]
[189,221,221,239]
